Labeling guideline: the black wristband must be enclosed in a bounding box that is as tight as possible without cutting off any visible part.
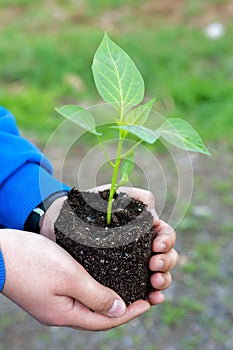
[24,190,68,234]
[24,202,45,234]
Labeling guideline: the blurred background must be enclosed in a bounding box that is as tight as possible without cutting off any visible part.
[0,1,233,349]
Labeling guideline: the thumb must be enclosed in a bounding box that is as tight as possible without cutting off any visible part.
[66,262,126,318]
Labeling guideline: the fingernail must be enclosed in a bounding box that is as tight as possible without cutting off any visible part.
[158,275,165,287]
[159,242,166,252]
[108,299,126,318]
[158,259,164,270]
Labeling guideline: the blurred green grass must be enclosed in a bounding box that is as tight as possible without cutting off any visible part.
[0,0,232,145]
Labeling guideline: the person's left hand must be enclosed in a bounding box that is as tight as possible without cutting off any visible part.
[114,187,178,305]
[148,218,178,305]
[40,186,179,306]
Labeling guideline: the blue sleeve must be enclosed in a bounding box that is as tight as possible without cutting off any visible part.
[0,106,70,230]
[0,250,5,292]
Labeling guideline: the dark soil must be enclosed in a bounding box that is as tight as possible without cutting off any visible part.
[54,188,155,305]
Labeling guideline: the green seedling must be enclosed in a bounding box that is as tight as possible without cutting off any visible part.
[56,33,210,225]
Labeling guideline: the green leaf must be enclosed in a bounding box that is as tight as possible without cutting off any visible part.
[120,153,134,184]
[92,33,144,116]
[124,98,155,126]
[55,105,101,136]
[157,118,211,155]
[113,124,160,144]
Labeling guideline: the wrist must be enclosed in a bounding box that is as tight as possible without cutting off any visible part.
[39,195,67,240]
[24,191,68,235]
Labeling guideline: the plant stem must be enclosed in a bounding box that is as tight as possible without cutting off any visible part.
[107,130,124,225]
[97,135,115,168]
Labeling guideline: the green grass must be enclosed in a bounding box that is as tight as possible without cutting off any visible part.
[181,240,222,281]
[0,0,233,147]
[160,296,205,328]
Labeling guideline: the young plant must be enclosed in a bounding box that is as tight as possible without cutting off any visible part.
[56,33,210,225]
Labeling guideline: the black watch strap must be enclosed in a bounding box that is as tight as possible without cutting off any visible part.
[24,190,68,234]
[24,202,45,234]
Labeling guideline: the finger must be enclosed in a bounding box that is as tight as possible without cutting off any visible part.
[154,220,175,237]
[119,188,159,223]
[149,248,179,272]
[148,209,160,223]
[148,290,165,305]
[150,272,172,291]
[152,221,176,253]
[63,259,126,318]
[65,299,151,331]
[118,187,155,210]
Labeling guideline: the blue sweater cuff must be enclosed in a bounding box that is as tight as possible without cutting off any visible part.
[0,250,5,292]
[0,162,70,230]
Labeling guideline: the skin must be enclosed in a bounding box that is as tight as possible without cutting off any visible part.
[0,186,178,331]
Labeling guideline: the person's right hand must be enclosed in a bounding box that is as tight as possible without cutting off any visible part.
[0,229,150,331]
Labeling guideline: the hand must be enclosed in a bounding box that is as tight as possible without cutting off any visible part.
[40,195,66,241]
[39,185,178,327]
[148,219,178,304]
[87,185,179,305]
[0,229,151,331]
[115,186,178,305]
